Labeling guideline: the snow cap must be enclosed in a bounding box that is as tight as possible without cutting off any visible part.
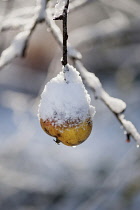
[38,64,95,125]
[54,0,67,19]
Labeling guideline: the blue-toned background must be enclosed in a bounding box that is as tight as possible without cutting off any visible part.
[0,0,140,209]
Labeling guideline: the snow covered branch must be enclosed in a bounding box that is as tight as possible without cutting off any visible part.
[74,61,140,144]
[0,17,30,32]
[45,8,140,145]
[0,24,34,68]
[0,0,47,69]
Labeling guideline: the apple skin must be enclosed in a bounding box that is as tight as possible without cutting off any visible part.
[40,118,92,146]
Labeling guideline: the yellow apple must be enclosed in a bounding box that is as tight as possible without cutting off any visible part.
[40,117,92,146]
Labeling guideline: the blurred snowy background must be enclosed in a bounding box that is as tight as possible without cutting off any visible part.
[0,0,140,210]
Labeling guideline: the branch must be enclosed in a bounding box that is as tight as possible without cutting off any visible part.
[0,17,30,32]
[0,7,36,32]
[74,60,140,144]
[0,0,47,69]
[45,8,140,144]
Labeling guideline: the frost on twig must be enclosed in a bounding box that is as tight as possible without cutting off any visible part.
[54,0,69,20]
[45,9,140,144]
[0,0,47,69]
[119,115,140,144]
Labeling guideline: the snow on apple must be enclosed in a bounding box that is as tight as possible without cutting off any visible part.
[38,64,95,146]
[38,64,95,124]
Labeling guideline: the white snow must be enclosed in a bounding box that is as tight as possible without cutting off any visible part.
[74,61,140,143]
[38,64,95,125]
[0,18,29,31]
[54,0,67,18]
[36,0,46,20]
[0,30,31,68]
[5,7,34,19]
[0,0,46,32]
[101,91,126,114]
[119,114,140,144]
[0,0,46,68]
[75,60,126,114]
[67,46,82,60]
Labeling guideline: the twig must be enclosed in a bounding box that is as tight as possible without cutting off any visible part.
[62,0,69,66]
[45,8,140,144]
[53,0,70,66]
[46,9,81,60]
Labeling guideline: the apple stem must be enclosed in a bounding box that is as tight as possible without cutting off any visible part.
[54,0,69,67]
[62,0,69,67]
